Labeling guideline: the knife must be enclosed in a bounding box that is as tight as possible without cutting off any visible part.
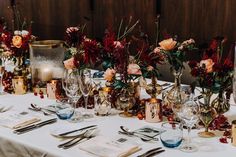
[13,118,57,134]
[58,125,97,136]
[137,148,165,157]
[137,147,162,157]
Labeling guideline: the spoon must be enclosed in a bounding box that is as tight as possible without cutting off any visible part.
[30,103,55,115]
[120,126,158,141]
[118,131,155,142]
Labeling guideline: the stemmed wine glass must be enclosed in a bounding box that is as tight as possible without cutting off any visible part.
[62,69,83,122]
[178,92,199,152]
[79,69,93,118]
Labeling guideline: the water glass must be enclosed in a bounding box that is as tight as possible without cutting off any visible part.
[160,121,183,148]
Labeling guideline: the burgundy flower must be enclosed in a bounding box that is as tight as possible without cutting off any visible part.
[188,60,198,68]
[82,39,101,64]
[103,31,115,53]
[65,27,84,47]
[190,67,199,77]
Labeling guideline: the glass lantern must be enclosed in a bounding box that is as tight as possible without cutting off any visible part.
[29,40,65,87]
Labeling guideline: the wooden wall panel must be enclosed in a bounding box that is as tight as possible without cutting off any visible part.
[160,0,236,45]
[0,0,236,45]
[92,0,157,41]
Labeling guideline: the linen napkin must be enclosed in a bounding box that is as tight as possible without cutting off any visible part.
[79,136,141,157]
[0,110,41,129]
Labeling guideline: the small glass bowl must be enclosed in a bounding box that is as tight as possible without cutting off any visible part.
[56,104,74,120]
[160,121,183,148]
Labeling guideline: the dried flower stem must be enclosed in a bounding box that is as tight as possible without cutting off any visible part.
[155,15,160,47]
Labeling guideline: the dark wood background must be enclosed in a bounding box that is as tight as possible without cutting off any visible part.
[1,0,235,45]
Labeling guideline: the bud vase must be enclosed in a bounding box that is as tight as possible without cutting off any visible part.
[198,90,218,138]
[165,68,185,114]
[211,91,230,114]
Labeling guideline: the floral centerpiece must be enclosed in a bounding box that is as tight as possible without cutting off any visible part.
[158,37,197,113]
[0,2,35,93]
[188,36,234,137]
[63,26,101,71]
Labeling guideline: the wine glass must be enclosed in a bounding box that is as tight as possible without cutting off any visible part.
[178,93,199,152]
[64,69,83,122]
[79,69,94,118]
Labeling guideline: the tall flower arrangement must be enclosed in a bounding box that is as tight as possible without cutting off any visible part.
[0,1,35,64]
[63,26,101,70]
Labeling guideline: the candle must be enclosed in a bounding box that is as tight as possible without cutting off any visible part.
[39,68,53,82]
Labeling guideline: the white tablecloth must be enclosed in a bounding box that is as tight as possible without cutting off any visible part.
[0,91,236,157]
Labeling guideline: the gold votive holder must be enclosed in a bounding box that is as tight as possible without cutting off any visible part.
[12,76,27,95]
[94,87,112,116]
[145,98,162,123]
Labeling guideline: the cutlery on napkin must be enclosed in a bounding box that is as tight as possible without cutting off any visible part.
[13,118,57,134]
[137,147,165,157]
[57,125,97,137]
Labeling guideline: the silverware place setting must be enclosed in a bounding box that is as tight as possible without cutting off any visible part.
[13,118,57,134]
[137,147,165,157]
[51,125,98,139]
[58,128,99,149]
[119,126,159,142]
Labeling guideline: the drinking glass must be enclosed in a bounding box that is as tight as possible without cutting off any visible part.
[178,93,199,152]
[79,69,94,118]
[160,121,183,148]
[64,69,83,122]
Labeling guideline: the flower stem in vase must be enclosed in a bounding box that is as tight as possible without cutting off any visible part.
[198,92,217,138]
[165,68,185,119]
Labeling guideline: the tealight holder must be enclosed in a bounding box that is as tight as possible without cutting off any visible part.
[145,98,162,123]
[12,76,27,95]
[94,87,112,116]
[46,79,62,99]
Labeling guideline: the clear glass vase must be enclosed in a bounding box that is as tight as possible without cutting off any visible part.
[166,68,185,114]
[198,90,218,138]
[211,91,230,114]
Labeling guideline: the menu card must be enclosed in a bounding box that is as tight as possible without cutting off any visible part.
[0,111,41,129]
[79,136,141,157]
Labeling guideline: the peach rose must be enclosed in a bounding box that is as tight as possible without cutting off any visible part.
[63,57,76,70]
[104,68,116,81]
[12,35,23,48]
[127,63,142,75]
[200,59,214,73]
[114,41,124,49]
[159,38,177,51]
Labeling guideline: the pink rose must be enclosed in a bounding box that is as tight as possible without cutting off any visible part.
[113,41,124,49]
[159,38,177,51]
[200,59,214,73]
[147,65,154,71]
[104,68,116,81]
[63,57,76,70]
[153,47,161,53]
[66,27,79,34]
[127,63,142,75]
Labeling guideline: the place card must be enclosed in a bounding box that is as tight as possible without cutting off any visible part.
[79,136,141,157]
